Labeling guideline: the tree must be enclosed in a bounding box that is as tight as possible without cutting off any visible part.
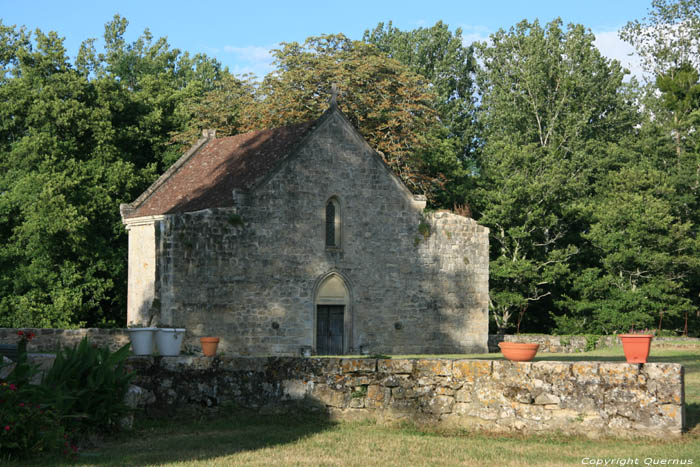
[0,25,137,326]
[236,34,441,196]
[620,0,700,76]
[0,17,224,327]
[473,19,634,333]
[363,21,478,166]
[170,72,257,148]
[556,165,699,334]
[621,1,700,334]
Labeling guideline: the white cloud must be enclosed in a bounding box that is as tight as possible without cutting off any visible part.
[461,25,491,46]
[593,29,647,82]
[221,44,277,79]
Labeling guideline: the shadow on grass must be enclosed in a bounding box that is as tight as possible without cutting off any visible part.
[686,403,700,434]
[20,404,336,466]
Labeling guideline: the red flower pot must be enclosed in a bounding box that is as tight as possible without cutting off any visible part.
[200,337,220,357]
[618,334,653,363]
[498,342,540,362]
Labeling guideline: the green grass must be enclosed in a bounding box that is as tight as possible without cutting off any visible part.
[15,345,700,466]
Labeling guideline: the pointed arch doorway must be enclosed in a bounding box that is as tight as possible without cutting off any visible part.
[314,273,351,355]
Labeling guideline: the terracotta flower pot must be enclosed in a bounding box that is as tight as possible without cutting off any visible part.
[618,334,653,363]
[200,337,220,357]
[498,342,540,362]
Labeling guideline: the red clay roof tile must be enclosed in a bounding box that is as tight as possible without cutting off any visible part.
[125,120,316,218]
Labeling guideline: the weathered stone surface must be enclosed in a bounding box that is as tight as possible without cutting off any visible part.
[121,108,490,356]
[415,359,452,377]
[341,358,376,374]
[0,327,130,352]
[312,384,346,408]
[428,396,455,415]
[452,360,491,381]
[126,356,684,439]
[488,334,700,353]
[282,379,312,400]
[381,375,402,388]
[366,384,390,409]
[377,359,414,374]
[534,393,561,405]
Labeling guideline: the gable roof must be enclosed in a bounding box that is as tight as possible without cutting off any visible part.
[120,104,420,221]
[120,119,317,219]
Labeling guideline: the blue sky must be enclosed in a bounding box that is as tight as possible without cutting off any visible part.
[1,0,650,78]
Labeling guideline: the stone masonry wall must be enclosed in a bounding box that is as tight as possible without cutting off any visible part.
[126,356,685,439]
[0,328,129,352]
[488,334,700,353]
[149,111,489,356]
[1,328,694,356]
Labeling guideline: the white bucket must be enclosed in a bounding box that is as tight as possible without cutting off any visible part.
[127,328,157,355]
[155,328,186,356]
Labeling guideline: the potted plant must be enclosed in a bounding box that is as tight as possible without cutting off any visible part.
[497,305,539,362]
[155,327,186,356]
[618,328,654,363]
[200,337,220,357]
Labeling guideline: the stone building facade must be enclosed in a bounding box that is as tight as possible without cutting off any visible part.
[120,104,489,355]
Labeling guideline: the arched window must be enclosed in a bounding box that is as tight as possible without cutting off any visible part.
[325,198,341,248]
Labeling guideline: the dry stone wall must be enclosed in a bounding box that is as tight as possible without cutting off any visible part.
[126,356,684,439]
[0,328,129,352]
[1,328,695,356]
[488,334,700,353]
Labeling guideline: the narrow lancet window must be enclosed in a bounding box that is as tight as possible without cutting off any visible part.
[325,197,341,248]
[326,201,336,247]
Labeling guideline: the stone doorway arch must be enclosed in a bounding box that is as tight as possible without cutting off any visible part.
[313,272,352,355]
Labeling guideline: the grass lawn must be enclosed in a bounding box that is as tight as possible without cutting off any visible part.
[18,344,700,466]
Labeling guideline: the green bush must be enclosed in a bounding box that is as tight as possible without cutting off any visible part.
[38,338,134,433]
[0,381,65,459]
[0,332,68,460]
[583,334,600,352]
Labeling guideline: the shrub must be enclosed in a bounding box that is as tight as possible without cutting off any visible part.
[0,382,65,459]
[583,334,600,352]
[0,332,68,460]
[38,337,134,433]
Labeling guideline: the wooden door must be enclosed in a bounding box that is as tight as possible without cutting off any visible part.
[316,305,344,355]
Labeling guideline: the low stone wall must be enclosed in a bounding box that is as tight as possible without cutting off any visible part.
[488,334,700,353]
[0,328,129,352]
[2,328,696,356]
[126,356,684,438]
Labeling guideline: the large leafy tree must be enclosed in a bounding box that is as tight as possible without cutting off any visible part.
[0,24,136,326]
[0,17,223,327]
[559,165,699,334]
[363,22,478,206]
[235,34,442,196]
[620,0,700,335]
[473,19,635,333]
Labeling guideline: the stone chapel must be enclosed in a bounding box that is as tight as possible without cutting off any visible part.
[120,101,489,355]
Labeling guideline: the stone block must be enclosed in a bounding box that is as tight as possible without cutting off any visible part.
[427,395,454,415]
[570,362,599,383]
[598,363,640,386]
[341,358,376,374]
[381,375,401,388]
[415,359,452,377]
[312,384,346,408]
[282,379,312,400]
[452,360,491,381]
[377,359,414,374]
[492,360,531,380]
[366,384,390,409]
[534,393,561,405]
